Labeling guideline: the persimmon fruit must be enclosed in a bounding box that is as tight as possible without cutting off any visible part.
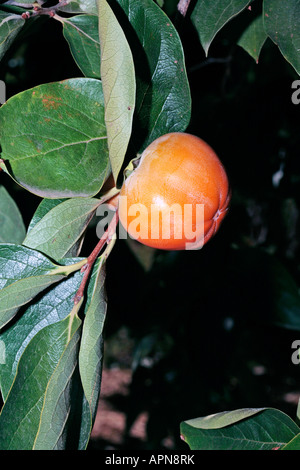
[118,132,231,250]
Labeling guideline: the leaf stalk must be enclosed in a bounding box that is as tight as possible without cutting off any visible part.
[73,210,119,304]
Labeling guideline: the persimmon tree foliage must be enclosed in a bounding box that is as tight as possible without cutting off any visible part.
[0,0,300,450]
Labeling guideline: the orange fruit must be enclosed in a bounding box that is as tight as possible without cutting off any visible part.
[118,132,231,250]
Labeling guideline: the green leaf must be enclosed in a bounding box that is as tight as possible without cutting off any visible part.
[27,198,66,233]
[0,78,110,198]
[58,0,97,15]
[98,0,136,183]
[32,312,82,449]
[238,14,268,63]
[180,408,300,450]
[0,185,26,243]
[282,433,300,450]
[0,244,85,329]
[191,0,251,56]
[23,197,101,260]
[0,259,84,401]
[0,272,64,330]
[264,0,300,75]
[0,244,61,290]
[0,11,25,61]
[183,408,264,429]
[117,0,191,152]
[0,256,108,449]
[62,15,101,79]
[26,198,85,258]
[0,311,82,450]
[79,257,107,436]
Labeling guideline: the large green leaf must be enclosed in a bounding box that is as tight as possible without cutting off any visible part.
[238,14,268,63]
[98,0,136,183]
[0,185,26,243]
[0,78,110,198]
[0,11,25,61]
[62,14,101,79]
[0,310,82,450]
[117,0,191,152]
[0,244,85,329]
[180,408,300,450]
[264,0,300,75]
[0,259,84,401]
[191,0,251,56]
[23,197,101,260]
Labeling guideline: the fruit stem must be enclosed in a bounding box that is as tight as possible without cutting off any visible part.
[73,210,119,304]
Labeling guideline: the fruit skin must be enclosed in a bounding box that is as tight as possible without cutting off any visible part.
[118,132,231,250]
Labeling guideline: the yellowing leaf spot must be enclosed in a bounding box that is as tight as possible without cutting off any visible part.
[42,96,62,110]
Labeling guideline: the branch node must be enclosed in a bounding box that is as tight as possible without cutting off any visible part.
[21,11,30,19]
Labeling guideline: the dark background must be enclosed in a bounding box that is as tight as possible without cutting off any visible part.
[1,0,300,450]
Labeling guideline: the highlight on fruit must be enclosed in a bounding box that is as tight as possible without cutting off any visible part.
[100,132,231,251]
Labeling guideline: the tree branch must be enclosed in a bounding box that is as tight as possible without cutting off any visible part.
[9,0,72,19]
[73,210,119,305]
